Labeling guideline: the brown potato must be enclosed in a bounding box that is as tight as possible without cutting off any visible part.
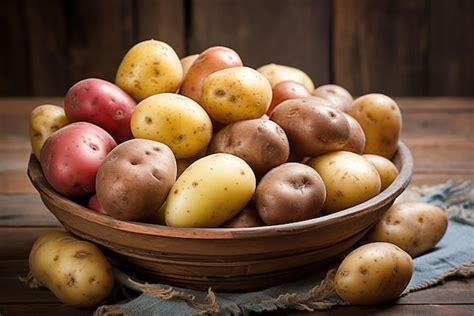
[207,118,289,178]
[312,84,353,112]
[96,139,177,221]
[341,113,366,154]
[365,202,448,257]
[222,204,264,228]
[180,46,242,103]
[348,93,402,158]
[267,80,310,115]
[363,154,399,190]
[255,163,326,225]
[270,98,350,157]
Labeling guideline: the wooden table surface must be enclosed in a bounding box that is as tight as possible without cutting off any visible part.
[0,98,473,315]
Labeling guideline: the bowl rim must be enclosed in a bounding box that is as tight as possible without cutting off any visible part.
[28,142,413,240]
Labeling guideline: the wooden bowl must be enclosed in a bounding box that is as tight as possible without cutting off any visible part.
[28,142,413,292]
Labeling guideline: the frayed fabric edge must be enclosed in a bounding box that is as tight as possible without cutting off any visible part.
[403,261,474,295]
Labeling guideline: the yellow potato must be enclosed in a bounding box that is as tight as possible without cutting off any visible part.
[180,54,199,79]
[363,154,399,191]
[165,153,256,227]
[29,104,69,159]
[176,147,207,178]
[200,66,272,124]
[307,151,381,213]
[115,39,183,101]
[131,93,212,159]
[335,242,413,305]
[348,93,402,158]
[29,231,114,308]
[365,201,448,257]
[257,63,314,92]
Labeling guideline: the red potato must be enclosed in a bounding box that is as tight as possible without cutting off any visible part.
[180,46,243,103]
[87,194,107,215]
[40,122,117,197]
[267,80,310,115]
[64,78,137,143]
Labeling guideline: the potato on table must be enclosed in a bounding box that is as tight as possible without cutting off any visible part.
[28,231,114,308]
[365,201,448,257]
[335,242,413,305]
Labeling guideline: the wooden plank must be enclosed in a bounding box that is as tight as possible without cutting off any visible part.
[189,0,331,86]
[333,0,428,96]
[65,0,134,89]
[428,0,474,96]
[0,194,59,227]
[277,305,474,315]
[0,1,30,96]
[0,304,92,316]
[24,0,69,96]
[0,227,64,260]
[135,0,186,57]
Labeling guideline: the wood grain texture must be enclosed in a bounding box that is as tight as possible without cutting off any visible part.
[428,0,474,96]
[135,0,186,57]
[0,1,30,96]
[189,0,331,86]
[333,0,429,96]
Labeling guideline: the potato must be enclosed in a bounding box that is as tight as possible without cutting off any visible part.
[180,46,242,103]
[222,204,264,228]
[40,122,117,197]
[312,84,353,113]
[29,231,114,308]
[207,118,289,178]
[64,78,137,143]
[87,194,107,215]
[255,163,326,225]
[270,98,350,157]
[335,242,413,305]
[257,63,315,92]
[363,154,399,191]
[365,202,448,257]
[96,139,176,221]
[200,66,272,124]
[165,153,256,227]
[180,53,199,78]
[341,113,366,154]
[115,39,183,101]
[29,104,69,160]
[348,94,402,158]
[176,148,207,178]
[131,93,212,159]
[307,151,381,213]
[267,80,310,115]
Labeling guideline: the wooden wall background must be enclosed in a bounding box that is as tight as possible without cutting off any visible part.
[1,0,473,97]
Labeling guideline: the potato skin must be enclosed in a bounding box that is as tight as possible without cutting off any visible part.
[180,46,242,103]
[96,139,177,221]
[29,104,69,159]
[341,113,366,154]
[115,39,183,101]
[64,78,137,143]
[131,93,212,159]
[222,204,264,228]
[255,163,326,225]
[348,94,402,158]
[29,231,114,308]
[201,66,272,124]
[87,194,107,214]
[270,98,350,157]
[363,154,399,191]
[365,202,448,257]
[180,54,199,78]
[207,118,289,178]
[312,84,353,113]
[165,153,256,228]
[40,122,117,197]
[307,151,381,213]
[257,63,315,92]
[267,80,310,115]
[335,242,413,305]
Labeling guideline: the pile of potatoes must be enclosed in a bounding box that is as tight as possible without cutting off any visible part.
[30,39,404,228]
[28,39,450,307]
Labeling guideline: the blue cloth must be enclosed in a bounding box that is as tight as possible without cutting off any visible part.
[97,181,474,315]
